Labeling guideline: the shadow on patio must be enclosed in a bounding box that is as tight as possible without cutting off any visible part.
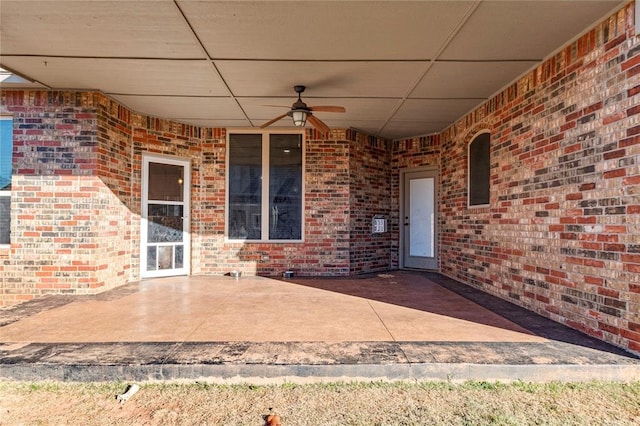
[285,270,636,358]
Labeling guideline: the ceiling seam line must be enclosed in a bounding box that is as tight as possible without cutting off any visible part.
[108,93,448,100]
[377,0,484,139]
[435,59,543,63]
[106,93,232,98]
[0,54,544,64]
[172,0,253,126]
[0,54,208,61]
[200,58,542,63]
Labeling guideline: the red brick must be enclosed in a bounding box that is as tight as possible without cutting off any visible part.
[622,54,640,71]
[566,192,583,200]
[579,183,596,191]
[584,275,603,285]
[603,149,625,160]
[626,264,640,273]
[622,254,640,264]
[626,105,640,117]
[584,259,604,268]
[599,322,621,336]
[597,234,618,242]
[597,287,619,298]
[623,175,640,186]
[603,169,626,179]
[621,329,640,343]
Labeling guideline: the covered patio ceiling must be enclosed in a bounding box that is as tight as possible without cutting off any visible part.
[0,0,625,140]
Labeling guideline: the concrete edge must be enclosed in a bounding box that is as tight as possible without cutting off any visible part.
[3,363,640,384]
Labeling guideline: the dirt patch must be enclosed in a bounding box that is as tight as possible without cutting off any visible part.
[1,380,639,425]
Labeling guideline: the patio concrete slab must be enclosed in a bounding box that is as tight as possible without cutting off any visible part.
[1,271,638,383]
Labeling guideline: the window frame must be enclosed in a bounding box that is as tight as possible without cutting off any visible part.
[225,129,305,243]
[0,115,13,248]
[467,130,491,208]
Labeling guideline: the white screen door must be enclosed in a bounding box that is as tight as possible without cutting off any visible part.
[141,155,190,278]
[402,169,438,270]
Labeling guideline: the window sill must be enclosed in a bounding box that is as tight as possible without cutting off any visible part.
[225,239,305,244]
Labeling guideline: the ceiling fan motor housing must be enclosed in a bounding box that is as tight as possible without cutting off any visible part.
[291,85,311,114]
[289,99,311,115]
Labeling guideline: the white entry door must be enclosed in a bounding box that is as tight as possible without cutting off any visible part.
[141,155,190,278]
[402,169,438,270]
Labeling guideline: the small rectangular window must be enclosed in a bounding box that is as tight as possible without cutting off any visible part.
[469,132,490,206]
[0,116,13,245]
[227,132,303,241]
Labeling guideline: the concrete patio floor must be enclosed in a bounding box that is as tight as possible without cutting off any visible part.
[1,271,638,383]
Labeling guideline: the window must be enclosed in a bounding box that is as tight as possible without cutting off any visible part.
[227,132,303,241]
[0,116,13,245]
[468,131,490,206]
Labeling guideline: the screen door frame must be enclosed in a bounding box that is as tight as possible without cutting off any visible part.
[140,153,191,278]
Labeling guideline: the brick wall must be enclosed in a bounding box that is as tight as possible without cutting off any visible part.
[426,3,640,354]
[349,130,393,274]
[129,111,212,278]
[95,95,135,286]
[197,130,352,276]
[0,93,368,305]
[126,124,354,277]
[391,135,441,269]
[0,91,130,304]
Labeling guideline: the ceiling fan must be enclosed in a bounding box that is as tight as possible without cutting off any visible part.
[260,85,346,133]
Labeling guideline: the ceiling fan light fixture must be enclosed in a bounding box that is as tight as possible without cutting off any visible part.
[291,109,308,127]
[261,85,343,131]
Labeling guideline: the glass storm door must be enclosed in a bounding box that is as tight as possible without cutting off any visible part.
[141,155,190,278]
[402,169,438,270]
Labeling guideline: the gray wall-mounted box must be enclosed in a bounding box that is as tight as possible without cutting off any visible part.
[372,215,387,234]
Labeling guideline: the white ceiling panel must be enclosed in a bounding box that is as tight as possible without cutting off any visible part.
[179,1,475,60]
[0,57,227,96]
[0,0,201,58]
[239,98,401,121]
[246,119,387,136]
[440,1,623,60]
[412,61,539,99]
[111,95,246,121]
[180,119,252,128]
[326,119,387,130]
[179,118,251,129]
[332,120,389,138]
[394,99,483,123]
[217,61,427,98]
[379,121,450,140]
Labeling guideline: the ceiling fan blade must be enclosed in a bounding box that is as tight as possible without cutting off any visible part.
[260,113,288,128]
[307,115,330,133]
[309,106,346,113]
